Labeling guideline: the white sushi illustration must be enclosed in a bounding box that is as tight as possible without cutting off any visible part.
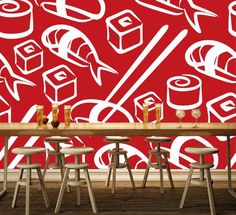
[41,24,117,86]
[185,40,236,83]
[0,53,35,101]
[135,0,217,33]
[34,0,105,23]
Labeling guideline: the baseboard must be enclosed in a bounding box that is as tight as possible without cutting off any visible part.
[1,169,235,182]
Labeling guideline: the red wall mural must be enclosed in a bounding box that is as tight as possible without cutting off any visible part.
[0,0,236,169]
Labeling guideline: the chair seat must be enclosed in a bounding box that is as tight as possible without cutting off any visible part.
[185,147,219,155]
[60,147,94,155]
[190,162,214,169]
[65,163,89,169]
[12,147,45,155]
[104,136,130,143]
[44,136,71,143]
[146,136,171,143]
[17,163,41,169]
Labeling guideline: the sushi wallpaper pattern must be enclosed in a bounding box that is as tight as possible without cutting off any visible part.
[0,0,236,169]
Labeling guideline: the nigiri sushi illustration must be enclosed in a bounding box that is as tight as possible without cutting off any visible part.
[0,53,36,101]
[34,0,106,23]
[135,0,217,33]
[185,40,236,83]
[41,24,117,86]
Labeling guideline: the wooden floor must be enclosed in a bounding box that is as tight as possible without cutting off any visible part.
[0,181,236,215]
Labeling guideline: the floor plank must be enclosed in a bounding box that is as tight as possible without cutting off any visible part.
[0,181,236,214]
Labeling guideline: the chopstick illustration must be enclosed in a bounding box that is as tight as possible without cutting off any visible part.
[135,0,217,33]
[90,25,188,122]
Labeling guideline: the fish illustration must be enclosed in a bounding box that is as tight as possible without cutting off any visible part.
[135,0,217,33]
[0,53,36,101]
[41,24,117,86]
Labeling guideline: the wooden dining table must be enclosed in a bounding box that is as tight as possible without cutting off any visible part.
[0,122,236,199]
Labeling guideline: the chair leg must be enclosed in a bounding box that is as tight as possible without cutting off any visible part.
[142,154,152,188]
[25,169,30,215]
[38,153,51,191]
[205,169,216,215]
[84,168,98,213]
[179,168,194,209]
[55,168,70,213]
[59,157,64,180]
[61,154,70,192]
[111,155,117,194]
[37,168,50,208]
[42,153,51,180]
[61,154,66,172]
[12,168,24,208]
[211,181,216,207]
[106,154,114,187]
[124,153,135,189]
[164,154,174,189]
[75,169,81,206]
[158,154,164,194]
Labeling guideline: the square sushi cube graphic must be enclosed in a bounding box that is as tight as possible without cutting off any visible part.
[106,10,143,54]
[134,92,163,123]
[14,40,43,74]
[42,65,77,105]
[206,92,236,123]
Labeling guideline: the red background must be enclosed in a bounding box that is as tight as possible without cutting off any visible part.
[0,0,236,169]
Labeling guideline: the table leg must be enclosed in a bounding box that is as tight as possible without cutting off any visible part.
[0,136,8,199]
[227,136,236,198]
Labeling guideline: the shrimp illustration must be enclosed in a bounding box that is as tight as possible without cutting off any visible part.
[41,24,117,86]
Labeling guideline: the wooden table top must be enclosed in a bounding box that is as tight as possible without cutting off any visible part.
[0,122,236,136]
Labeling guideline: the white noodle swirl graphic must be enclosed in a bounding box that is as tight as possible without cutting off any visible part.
[167,74,202,110]
[0,0,33,39]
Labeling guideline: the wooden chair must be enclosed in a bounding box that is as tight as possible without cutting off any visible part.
[142,136,174,194]
[43,136,71,181]
[55,146,97,214]
[179,146,219,215]
[11,147,50,215]
[105,136,135,194]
